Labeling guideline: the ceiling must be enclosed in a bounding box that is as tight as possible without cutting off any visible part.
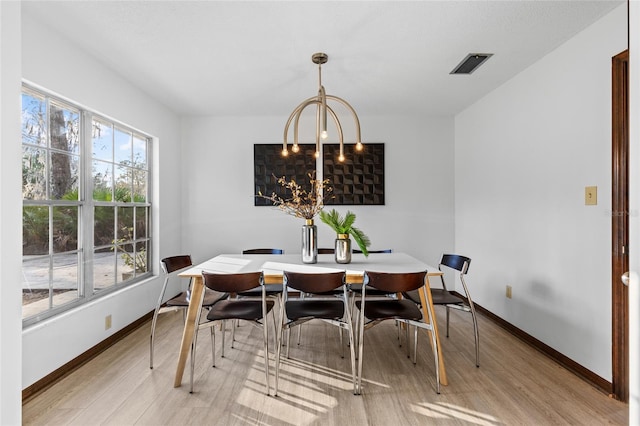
[22,1,624,117]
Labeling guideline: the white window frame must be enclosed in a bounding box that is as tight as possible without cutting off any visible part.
[22,83,153,327]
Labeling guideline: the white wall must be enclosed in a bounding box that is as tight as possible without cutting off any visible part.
[180,115,454,267]
[1,2,24,424]
[455,4,627,380]
[20,13,182,389]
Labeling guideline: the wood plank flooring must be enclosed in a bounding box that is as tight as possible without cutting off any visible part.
[23,308,628,425]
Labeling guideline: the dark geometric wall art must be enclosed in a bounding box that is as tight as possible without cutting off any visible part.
[323,143,385,205]
[254,144,316,206]
[254,142,385,206]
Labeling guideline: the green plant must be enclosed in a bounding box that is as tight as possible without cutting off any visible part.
[113,226,147,272]
[319,209,371,256]
[118,245,147,272]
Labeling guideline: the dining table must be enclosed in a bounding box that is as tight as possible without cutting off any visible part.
[174,252,448,388]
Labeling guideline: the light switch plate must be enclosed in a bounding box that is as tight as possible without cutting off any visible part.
[585,186,597,205]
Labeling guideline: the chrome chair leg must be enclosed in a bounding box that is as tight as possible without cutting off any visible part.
[286,322,292,359]
[149,316,158,369]
[271,307,278,352]
[210,326,216,367]
[221,320,226,358]
[414,323,419,363]
[262,296,271,396]
[356,299,365,395]
[446,306,451,337]
[343,297,358,395]
[231,319,236,349]
[405,322,410,358]
[422,299,441,394]
[274,296,286,396]
[470,305,480,367]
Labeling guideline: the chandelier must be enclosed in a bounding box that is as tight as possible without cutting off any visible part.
[282,52,363,162]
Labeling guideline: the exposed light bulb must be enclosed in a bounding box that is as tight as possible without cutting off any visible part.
[292,144,300,153]
[281,149,288,157]
[355,142,363,151]
[338,154,345,162]
[314,151,320,158]
[321,130,328,139]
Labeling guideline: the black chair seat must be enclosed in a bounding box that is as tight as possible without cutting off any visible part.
[286,299,344,321]
[207,299,275,322]
[166,289,228,307]
[356,299,422,321]
[404,288,462,306]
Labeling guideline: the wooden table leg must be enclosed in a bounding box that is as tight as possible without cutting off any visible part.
[173,275,204,387]
[419,274,448,386]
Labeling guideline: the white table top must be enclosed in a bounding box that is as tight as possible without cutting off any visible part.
[179,252,441,278]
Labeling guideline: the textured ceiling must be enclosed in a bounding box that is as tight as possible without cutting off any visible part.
[22,1,624,117]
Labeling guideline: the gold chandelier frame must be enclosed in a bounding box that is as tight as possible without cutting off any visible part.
[282,53,363,162]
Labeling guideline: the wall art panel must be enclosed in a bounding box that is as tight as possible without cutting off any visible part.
[323,143,385,205]
[254,144,316,206]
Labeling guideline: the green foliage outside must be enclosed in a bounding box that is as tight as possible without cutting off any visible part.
[22,186,146,255]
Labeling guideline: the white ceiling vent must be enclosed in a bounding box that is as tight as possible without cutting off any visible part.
[450,53,493,75]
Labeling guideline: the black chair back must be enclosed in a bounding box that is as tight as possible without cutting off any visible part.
[440,254,471,274]
[243,248,284,254]
[364,270,426,293]
[161,255,192,274]
[283,271,345,294]
[202,271,263,293]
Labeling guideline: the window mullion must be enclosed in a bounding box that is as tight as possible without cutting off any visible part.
[81,111,94,298]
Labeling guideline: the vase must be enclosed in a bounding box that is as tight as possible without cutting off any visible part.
[335,233,352,264]
[301,219,317,264]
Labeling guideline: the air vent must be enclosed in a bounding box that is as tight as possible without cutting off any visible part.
[450,53,493,75]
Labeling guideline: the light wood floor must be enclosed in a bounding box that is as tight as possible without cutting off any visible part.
[23,307,628,425]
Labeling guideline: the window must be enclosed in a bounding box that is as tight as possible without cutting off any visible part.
[21,85,152,325]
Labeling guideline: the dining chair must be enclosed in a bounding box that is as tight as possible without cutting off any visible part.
[236,248,285,345]
[349,249,393,324]
[150,255,228,369]
[274,270,357,396]
[355,270,440,394]
[293,247,338,347]
[190,271,274,394]
[404,254,479,367]
[240,248,284,296]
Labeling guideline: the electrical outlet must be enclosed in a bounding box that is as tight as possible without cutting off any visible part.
[585,186,597,205]
[105,314,112,330]
[506,285,512,299]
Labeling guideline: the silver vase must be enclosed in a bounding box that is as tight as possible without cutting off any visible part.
[335,234,351,264]
[301,219,317,264]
